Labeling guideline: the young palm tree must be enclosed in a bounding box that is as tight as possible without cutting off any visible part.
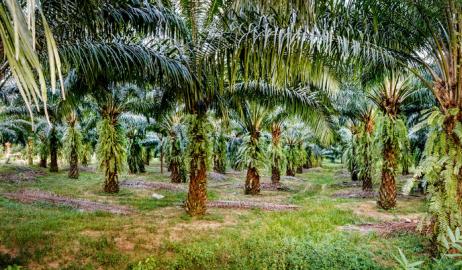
[159,109,188,183]
[337,84,377,191]
[233,101,269,195]
[212,120,228,174]
[94,85,154,193]
[267,110,287,185]
[63,111,82,179]
[368,72,416,209]
[283,122,309,177]
[356,108,376,192]
[121,113,149,174]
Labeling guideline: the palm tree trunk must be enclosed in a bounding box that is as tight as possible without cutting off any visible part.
[4,142,11,164]
[444,115,462,207]
[27,137,33,166]
[68,146,79,179]
[378,139,397,209]
[40,156,47,168]
[296,166,303,174]
[104,165,119,193]
[271,125,281,184]
[361,140,373,191]
[271,165,281,185]
[82,154,88,167]
[402,165,409,175]
[160,148,164,174]
[351,135,359,181]
[145,148,150,165]
[170,161,182,183]
[49,128,59,172]
[286,168,295,177]
[213,156,226,174]
[185,114,209,216]
[138,159,145,173]
[245,165,260,195]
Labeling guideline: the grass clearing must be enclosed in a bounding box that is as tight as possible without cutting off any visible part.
[0,161,432,269]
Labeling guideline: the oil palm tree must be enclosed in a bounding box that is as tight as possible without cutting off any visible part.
[336,83,376,191]
[159,109,188,183]
[232,101,269,195]
[266,108,288,185]
[212,119,228,174]
[0,0,63,120]
[120,113,149,174]
[368,72,417,209]
[94,84,161,193]
[63,111,82,179]
[283,122,309,177]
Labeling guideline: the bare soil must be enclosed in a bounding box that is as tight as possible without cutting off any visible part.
[2,190,133,214]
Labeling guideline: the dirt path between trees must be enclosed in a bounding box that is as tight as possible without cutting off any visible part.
[339,220,419,236]
[207,200,299,211]
[2,190,133,214]
[120,179,186,191]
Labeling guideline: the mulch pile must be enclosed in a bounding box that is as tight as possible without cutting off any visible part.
[2,190,133,214]
[120,180,185,192]
[207,200,299,211]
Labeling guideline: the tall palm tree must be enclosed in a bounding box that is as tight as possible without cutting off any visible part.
[368,72,417,209]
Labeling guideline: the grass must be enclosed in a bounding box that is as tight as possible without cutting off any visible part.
[0,160,433,269]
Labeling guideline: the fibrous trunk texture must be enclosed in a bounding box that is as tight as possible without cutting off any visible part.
[245,166,260,195]
[271,125,281,185]
[271,165,280,185]
[4,142,11,164]
[185,114,208,216]
[68,146,79,179]
[49,128,59,172]
[82,154,88,167]
[170,161,182,183]
[160,149,164,174]
[27,137,33,166]
[145,149,150,165]
[39,157,47,168]
[286,168,295,177]
[213,158,226,174]
[378,140,397,209]
[104,169,119,193]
